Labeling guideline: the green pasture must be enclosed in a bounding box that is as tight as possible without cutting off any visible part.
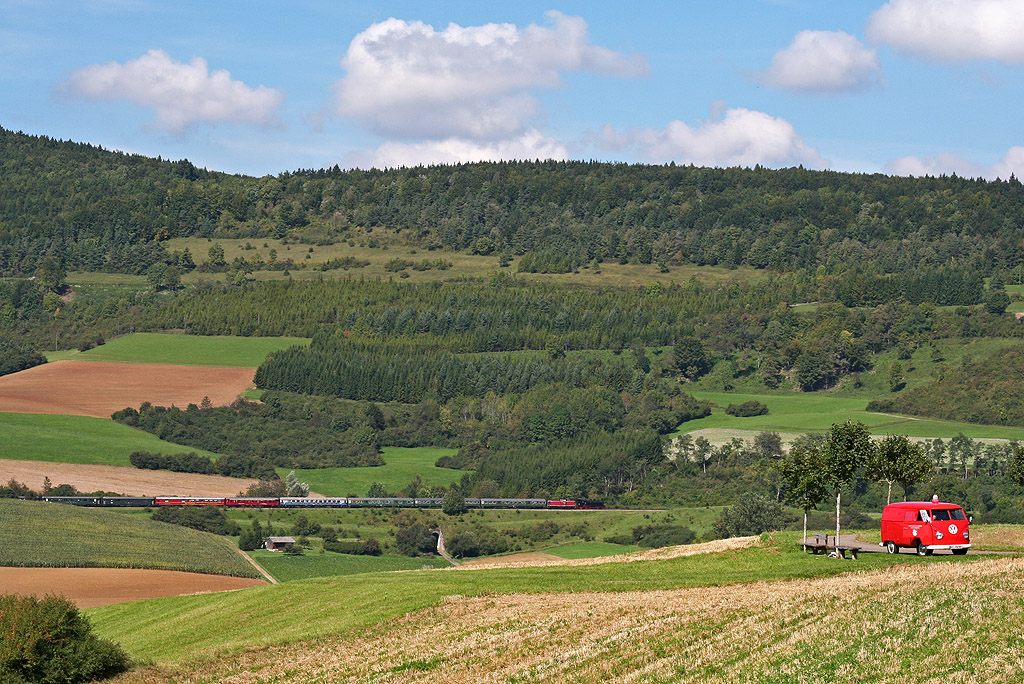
[156,237,764,289]
[0,412,221,466]
[0,499,258,577]
[86,531,951,664]
[548,541,641,558]
[679,390,1024,443]
[249,549,448,582]
[46,332,310,367]
[283,446,462,496]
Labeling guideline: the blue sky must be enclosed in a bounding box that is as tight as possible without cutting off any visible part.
[2,0,1024,178]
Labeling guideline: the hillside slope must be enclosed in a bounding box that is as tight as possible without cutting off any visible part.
[87,538,1021,683]
[0,499,259,577]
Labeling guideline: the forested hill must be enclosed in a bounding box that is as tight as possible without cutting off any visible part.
[4,126,1024,280]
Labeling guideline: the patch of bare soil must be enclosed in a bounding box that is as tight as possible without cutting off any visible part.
[0,567,266,608]
[455,536,759,571]
[0,360,255,418]
[0,459,256,496]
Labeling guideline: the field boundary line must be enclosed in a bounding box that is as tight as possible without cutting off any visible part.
[234,547,277,584]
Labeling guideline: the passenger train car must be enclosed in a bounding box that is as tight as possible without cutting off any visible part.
[41,496,605,510]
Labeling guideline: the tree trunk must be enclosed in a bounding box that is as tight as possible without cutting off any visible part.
[834,490,842,557]
[886,480,893,505]
[802,511,808,552]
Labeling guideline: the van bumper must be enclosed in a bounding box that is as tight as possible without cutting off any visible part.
[923,544,971,551]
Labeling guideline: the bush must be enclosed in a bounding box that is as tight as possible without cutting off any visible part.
[0,594,131,684]
[152,506,240,536]
[713,492,791,539]
[395,522,437,557]
[725,400,769,417]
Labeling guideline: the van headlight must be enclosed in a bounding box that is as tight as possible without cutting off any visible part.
[936,532,944,540]
[964,530,969,540]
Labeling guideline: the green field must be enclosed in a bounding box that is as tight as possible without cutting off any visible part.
[285,446,462,496]
[249,549,448,581]
[86,532,953,665]
[45,332,310,367]
[547,541,641,558]
[158,237,766,289]
[0,412,221,466]
[0,499,258,577]
[677,390,1024,443]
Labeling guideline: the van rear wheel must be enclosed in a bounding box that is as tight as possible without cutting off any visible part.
[884,540,897,554]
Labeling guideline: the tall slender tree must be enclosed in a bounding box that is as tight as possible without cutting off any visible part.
[821,421,876,555]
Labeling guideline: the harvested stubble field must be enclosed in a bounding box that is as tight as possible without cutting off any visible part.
[0,360,255,418]
[101,552,1024,684]
[0,458,255,496]
[0,567,265,609]
[0,499,260,578]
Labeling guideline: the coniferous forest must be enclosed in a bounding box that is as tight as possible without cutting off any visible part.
[5,127,1024,515]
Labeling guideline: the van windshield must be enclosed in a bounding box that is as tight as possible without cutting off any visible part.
[932,508,966,521]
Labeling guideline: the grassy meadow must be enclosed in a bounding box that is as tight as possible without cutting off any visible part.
[44,332,310,367]
[0,412,221,466]
[152,236,768,288]
[283,446,462,496]
[677,390,1024,444]
[248,549,449,581]
[86,533,985,671]
[0,499,258,577]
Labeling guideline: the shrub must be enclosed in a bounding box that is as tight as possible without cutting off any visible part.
[713,492,791,539]
[0,594,131,684]
[725,400,769,417]
[152,506,240,536]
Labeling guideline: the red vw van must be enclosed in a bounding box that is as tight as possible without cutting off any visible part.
[880,499,970,556]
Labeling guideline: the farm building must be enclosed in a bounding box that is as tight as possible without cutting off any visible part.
[264,536,296,551]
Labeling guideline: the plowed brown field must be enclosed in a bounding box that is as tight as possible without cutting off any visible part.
[0,567,266,608]
[0,360,255,418]
[0,459,256,496]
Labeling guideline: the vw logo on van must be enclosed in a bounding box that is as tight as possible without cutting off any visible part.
[949,524,958,534]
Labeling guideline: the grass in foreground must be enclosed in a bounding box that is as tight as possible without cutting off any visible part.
[0,412,221,466]
[0,499,258,577]
[47,332,310,367]
[104,551,1024,684]
[285,446,462,496]
[87,531,949,665]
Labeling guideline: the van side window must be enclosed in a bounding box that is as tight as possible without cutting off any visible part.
[932,509,951,521]
[917,510,931,522]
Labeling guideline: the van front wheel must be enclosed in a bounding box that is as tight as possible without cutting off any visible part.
[952,549,968,556]
[916,542,929,557]
[885,540,897,554]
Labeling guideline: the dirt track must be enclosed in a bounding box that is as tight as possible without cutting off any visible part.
[0,567,266,608]
[0,360,255,418]
[0,459,257,496]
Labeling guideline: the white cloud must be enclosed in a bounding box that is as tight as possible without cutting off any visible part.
[867,0,1024,62]
[62,49,284,133]
[756,30,882,93]
[355,129,569,169]
[600,105,827,169]
[886,146,1024,179]
[334,11,648,141]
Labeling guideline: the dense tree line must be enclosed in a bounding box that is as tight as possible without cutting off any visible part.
[6,127,1024,281]
[127,450,279,480]
[112,400,383,470]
